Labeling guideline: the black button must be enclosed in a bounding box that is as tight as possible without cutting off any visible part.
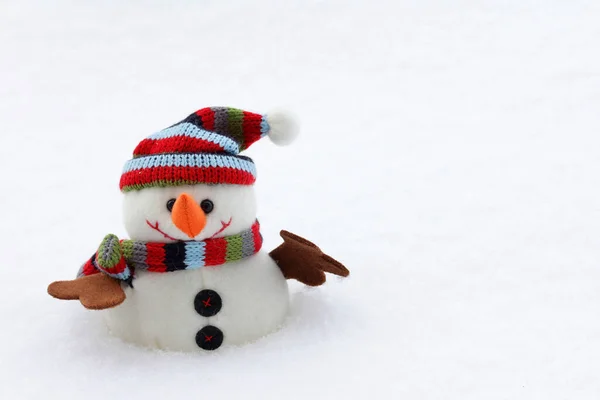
[194,289,222,317]
[196,325,223,350]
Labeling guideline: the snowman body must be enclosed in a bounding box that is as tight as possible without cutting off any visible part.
[104,184,290,351]
[105,251,289,351]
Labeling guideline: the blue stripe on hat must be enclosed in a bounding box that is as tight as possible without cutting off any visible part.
[260,117,270,137]
[122,153,257,175]
[148,122,241,154]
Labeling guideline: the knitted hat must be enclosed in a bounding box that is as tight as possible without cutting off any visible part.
[119,107,298,192]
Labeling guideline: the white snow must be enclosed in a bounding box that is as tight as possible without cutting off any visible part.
[1,0,600,398]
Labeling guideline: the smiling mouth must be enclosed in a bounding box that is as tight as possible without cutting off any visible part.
[145,220,178,241]
[146,217,233,241]
[210,217,233,238]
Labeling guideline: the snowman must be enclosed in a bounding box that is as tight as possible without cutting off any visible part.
[48,106,349,351]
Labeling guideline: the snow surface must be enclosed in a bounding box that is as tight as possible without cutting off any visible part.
[1,0,600,398]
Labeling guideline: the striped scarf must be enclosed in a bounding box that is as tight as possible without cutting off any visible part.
[78,221,262,285]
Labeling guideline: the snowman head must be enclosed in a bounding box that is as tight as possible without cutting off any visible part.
[119,107,297,242]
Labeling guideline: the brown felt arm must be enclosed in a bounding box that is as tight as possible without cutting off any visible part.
[47,274,126,310]
[269,230,349,286]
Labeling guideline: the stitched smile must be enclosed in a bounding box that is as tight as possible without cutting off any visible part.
[146,220,178,241]
[147,218,233,241]
[210,217,233,238]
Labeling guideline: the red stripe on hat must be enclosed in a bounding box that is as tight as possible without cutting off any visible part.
[133,136,226,157]
[146,244,166,272]
[204,238,227,266]
[119,166,256,191]
[241,111,263,150]
[196,108,215,131]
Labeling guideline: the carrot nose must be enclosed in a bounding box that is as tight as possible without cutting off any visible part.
[171,193,206,239]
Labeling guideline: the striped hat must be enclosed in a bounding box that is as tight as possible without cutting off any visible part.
[120,107,298,192]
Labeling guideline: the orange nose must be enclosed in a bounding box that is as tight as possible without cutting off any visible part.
[171,193,206,239]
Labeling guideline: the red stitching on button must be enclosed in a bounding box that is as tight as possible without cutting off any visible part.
[202,297,212,308]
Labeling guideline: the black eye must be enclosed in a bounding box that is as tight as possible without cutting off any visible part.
[200,199,214,214]
[166,198,176,212]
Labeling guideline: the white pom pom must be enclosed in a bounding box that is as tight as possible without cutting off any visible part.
[265,109,299,146]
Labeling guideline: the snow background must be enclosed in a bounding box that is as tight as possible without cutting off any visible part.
[1,0,599,398]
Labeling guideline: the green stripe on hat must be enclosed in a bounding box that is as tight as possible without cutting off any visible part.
[227,108,245,144]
